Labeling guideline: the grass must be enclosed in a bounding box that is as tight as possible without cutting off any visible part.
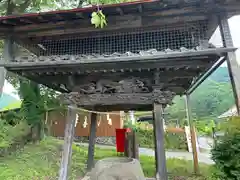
[0,137,215,180]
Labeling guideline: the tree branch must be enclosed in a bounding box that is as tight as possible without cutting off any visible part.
[78,0,85,7]
[6,0,16,15]
[18,0,31,13]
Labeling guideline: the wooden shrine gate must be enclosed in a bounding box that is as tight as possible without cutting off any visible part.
[0,0,240,179]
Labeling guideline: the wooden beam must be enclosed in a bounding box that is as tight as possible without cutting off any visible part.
[14,7,204,31]
[185,94,199,174]
[58,106,77,180]
[222,2,240,16]
[153,103,168,180]
[187,56,226,94]
[13,13,207,38]
[60,91,175,107]
[15,14,142,34]
[86,112,97,171]
[218,14,240,115]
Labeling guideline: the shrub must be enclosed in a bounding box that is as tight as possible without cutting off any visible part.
[211,116,240,180]
[132,123,188,150]
[212,132,240,179]
[195,120,215,137]
[0,119,30,155]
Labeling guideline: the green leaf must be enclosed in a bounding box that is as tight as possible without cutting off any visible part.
[91,12,98,17]
[91,13,101,28]
[90,10,107,29]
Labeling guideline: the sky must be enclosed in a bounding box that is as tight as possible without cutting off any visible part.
[3,80,19,99]
[2,15,240,99]
[210,15,240,66]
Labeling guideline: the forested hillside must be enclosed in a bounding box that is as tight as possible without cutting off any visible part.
[166,66,234,120]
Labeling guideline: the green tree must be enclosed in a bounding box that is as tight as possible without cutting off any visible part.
[1,0,78,141]
[166,78,234,121]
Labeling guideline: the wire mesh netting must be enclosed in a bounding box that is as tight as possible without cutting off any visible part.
[15,20,220,60]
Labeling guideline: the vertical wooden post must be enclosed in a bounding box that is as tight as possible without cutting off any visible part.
[185,94,199,174]
[86,112,97,171]
[218,14,240,115]
[0,38,14,97]
[125,132,133,158]
[124,132,129,157]
[153,103,168,180]
[58,106,77,180]
[132,131,139,159]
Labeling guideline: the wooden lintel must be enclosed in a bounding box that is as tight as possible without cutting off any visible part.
[60,91,175,107]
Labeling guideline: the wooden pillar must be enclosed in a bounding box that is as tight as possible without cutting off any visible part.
[58,106,77,180]
[132,131,139,159]
[185,94,199,174]
[125,132,132,158]
[153,103,168,180]
[0,38,14,97]
[124,131,139,159]
[86,112,97,171]
[218,14,240,115]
